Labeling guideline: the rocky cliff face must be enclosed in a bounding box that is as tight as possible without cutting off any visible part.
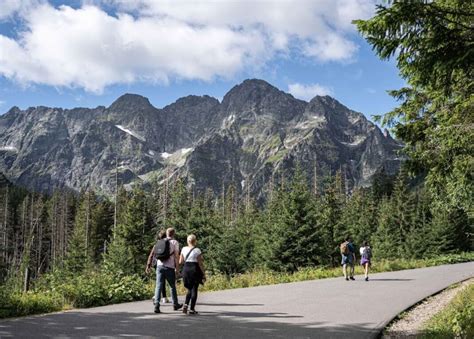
[0,79,401,198]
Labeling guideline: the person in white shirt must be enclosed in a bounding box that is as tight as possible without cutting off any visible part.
[179,234,206,315]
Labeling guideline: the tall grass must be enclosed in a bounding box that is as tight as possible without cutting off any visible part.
[421,282,474,338]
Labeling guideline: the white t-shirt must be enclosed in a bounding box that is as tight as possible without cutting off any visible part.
[181,246,202,263]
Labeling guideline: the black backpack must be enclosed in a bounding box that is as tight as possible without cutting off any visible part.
[154,239,171,261]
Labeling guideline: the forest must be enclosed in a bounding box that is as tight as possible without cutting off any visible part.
[0,166,471,287]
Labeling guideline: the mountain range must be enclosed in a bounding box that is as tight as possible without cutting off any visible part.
[0,79,402,200]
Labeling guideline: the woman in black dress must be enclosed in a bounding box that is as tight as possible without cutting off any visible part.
[179,234,206,314]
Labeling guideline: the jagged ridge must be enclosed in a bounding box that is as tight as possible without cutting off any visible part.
[0,79,402,198]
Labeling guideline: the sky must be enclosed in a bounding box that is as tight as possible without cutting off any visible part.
[0,0,405,121]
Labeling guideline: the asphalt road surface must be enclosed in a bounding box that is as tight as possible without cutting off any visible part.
[1,262,473,338]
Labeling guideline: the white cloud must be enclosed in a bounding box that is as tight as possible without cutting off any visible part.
[0,0,375,93]
[288,83,333,101]
[0,100,5,107]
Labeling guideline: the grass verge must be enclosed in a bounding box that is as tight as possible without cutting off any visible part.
[421,282,473,338]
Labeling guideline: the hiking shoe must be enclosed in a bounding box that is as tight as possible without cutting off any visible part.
[350,277,355,280]
[365,277,369,281]
[345,277,349,281]
[189,310,198,315]
[173,303,183,311]
[182,305,188,314]
[154,306,161,314]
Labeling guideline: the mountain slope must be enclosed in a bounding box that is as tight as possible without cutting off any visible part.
[0,79,402,197]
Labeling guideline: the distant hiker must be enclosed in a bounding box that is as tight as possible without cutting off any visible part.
[340,236,356,281]
[146,227,183,313]
[180,234,206,315]
[360,241,372,281]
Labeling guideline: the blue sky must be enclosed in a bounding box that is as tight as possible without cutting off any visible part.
[0,0,404,121]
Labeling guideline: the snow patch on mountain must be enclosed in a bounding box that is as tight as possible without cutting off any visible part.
[0,146,18,152]
[115,125,146,142]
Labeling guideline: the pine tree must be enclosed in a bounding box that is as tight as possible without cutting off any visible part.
[372,196,399,259]
[341,188,377,248]
[167,178,191,244]
[430,206,471,255]
[64,191,95,273]
[318,172,346,265]
[392,169,415,250]
[103,187,153,276]
[403,188,433,258]
[256,167,320,272]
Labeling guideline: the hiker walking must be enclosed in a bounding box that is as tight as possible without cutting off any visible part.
[179,234,206,315]
[148,230,170,304]
[146,227,183,313]
[360,241,372,281]
[340,236,356,281]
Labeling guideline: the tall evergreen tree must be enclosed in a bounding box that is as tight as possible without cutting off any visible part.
[373,196,399,259]
[103,188,153,276]
[64,191,95,273]
[341,188,377,248]
[318,172,346,265]
[356,0,474,217]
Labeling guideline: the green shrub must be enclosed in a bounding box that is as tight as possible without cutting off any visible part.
[0,286,63,318]
[108,275,151,304]
[422,283,474,338]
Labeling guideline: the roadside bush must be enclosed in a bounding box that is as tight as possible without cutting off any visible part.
[0,286,62,318]
[423,283,474,338]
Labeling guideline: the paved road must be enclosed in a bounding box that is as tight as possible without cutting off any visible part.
[1,262,473,338]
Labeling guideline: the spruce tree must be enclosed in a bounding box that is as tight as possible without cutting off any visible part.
[403,188,433,258]
[64,191,95,273]
[103,187,153,276]
[318,172,346,265]
[373,196,399,259]
[342,188,377,249]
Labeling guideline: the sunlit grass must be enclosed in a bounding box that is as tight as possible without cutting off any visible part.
[421,282,474,338]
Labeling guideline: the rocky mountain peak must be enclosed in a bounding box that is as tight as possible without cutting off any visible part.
[221,79,305,121]
[108,93,154,113]
[170,95,220,108]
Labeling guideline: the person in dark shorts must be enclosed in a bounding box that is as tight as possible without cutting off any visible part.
[340,236,356,281]
[179,234,206,315]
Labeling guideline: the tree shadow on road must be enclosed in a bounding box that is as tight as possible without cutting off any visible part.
[369,279,413,281]
[198,303,264,307]
[200,311,303,318]
[0,309,380,338]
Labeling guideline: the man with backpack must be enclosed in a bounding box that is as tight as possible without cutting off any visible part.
[340,236,356,281]
[146,227,183,313]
